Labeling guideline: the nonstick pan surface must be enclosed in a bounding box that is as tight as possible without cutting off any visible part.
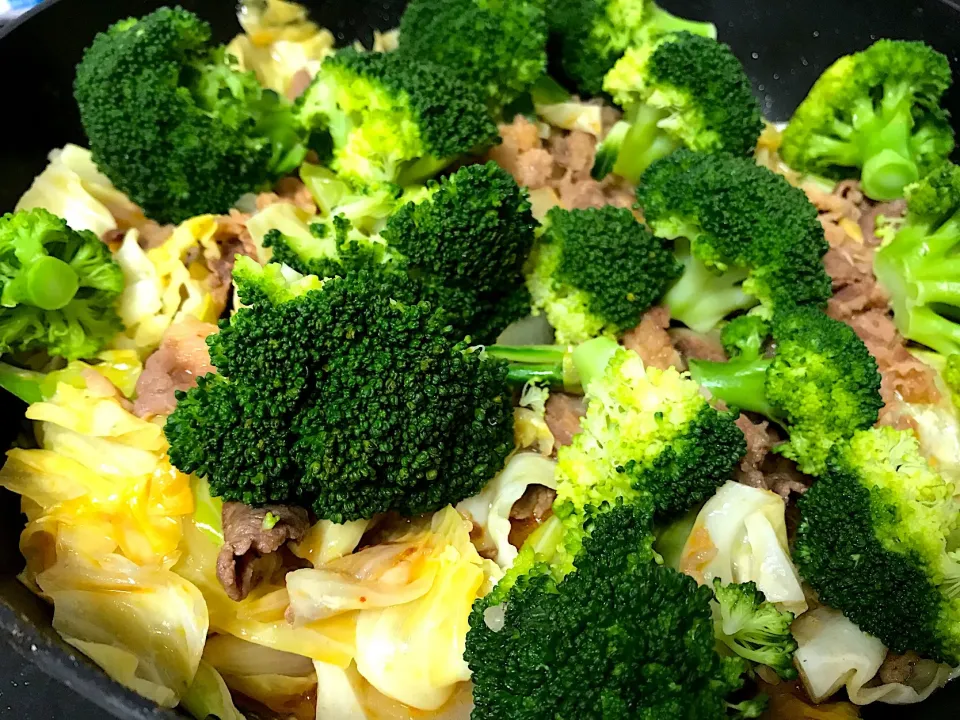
[0,0,957,717]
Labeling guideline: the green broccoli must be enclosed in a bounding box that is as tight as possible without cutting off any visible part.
[525,205,682,344]
[944,354,960,412]
[593,32,763,184]
[712,579,798,680]
[299,163,404,234]
[795,426,960,664]
[398,0,547,112]
[0,209,123,361]
[874,162,960,355]
[165,256,514,522]
[74,7,309,224]
[690,307,882,475]
[296,48,499,190]
[637,150,831,333]
[488,337,744,567]
[549,0,716,97]
[465,500,752,720]
[780,40,954,202]
[263,163,536,342]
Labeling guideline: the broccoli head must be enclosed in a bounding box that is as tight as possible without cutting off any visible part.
[165,257,514,522]
[488,338,744,568]
[712,579,798,681]
[690,306,882,475]
[637,150,831,333]
[795,426,960,664]
[466,500,750,720]
[74,7,309,224]
[593,32,763,184]
[0,209,123,361]
[780,39,954,201]
[525,205,682,344]
[874,162,960,355]
[398,0,547,111]
[550,0,716,97]
[296,49,499,190]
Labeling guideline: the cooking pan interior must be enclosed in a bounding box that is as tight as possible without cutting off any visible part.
[0,0,958,717]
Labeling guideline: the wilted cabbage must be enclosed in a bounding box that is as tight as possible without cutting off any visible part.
[291,518,370,567]
[180,660,246,720]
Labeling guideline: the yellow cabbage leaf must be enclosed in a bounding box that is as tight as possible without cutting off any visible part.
[36,552,208,708]
[0,382,194,581]
[180,660,246,720]
[15,144,138,238]
[291,518,370,567]
[112,216,225,355]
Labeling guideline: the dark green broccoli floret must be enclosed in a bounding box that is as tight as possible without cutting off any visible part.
[795,426,960,664]
[637,150,831,333]
[593,32,763,184]
[712,579,798,680]
[525,205,682,344]
[781,40,954,201]
[488,338,744,567]
[398,0,547,112]
[690,306,882,476]
[875,162,960,355]
[165,257,514,522]
[296,49,499,190]
[720,315,769,360]
[465,500,750,720]
[549,0,716,97]
[74,7,309,224]
[0,209,123,360]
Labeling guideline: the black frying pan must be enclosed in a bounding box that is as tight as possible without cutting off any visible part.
[0,0,957,717]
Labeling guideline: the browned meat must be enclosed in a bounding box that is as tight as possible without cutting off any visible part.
[508,484,557,549]
[545,393,586,448]
[217,502,311,602]
[134,318,217,419]
[860,199,907,247]
[286,68,314,101]
[670,328,727,365]
[878,650,921,686]
[206,210,260,308]
[621,306,682,371]
[734,415,775,489]
[763,455,814,500]
[255,177,318,215]
[82,369,133,413]
[488,114,638,211]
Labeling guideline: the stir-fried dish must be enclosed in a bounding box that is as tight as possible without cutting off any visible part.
[2,0,960,717]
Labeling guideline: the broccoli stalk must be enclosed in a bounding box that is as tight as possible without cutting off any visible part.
[637,150,831,333]
[525,206,682,344]
[689,308,882,476]
[781,40,954,202]
[712,579,798,680]
[592,33,763,184]
[874,162,960,355]
[485,336,618,393]
[0,209,124,360]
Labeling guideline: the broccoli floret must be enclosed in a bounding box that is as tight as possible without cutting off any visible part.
[296,49,499,190]
[488,338,744,566]
[780,40,954,202]
[465,500,750,720]
[0,209,123,361]
[637,150,831,333]
[398,0,547,111]
[720,315,769,360]
[525,206,682,344]
[74,7,309,224]
[165,256,514,522]
[593,33,763,184]
[549,0,716,97]
[795,426,960,664]
[690,306,882,475]
[712,579,798,680]
[874,163,960,355]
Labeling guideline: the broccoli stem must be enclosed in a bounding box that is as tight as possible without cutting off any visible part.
[688,356,778,418]
[860,85,921,201]
[900,305,960,356]
[614,104,681,185]
[0,362,45,405]
[487,337,620,392]
[644,4,717,40]
[663,240,757,333]
[3,256,80,311]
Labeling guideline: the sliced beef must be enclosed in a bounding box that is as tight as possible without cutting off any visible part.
[508,484,558,550]
[734,414,775,489]
[860,199,907,247]
[545,393,586,448]
[763,455,815,500]
[217,502,311,602]
[207,210,260,308]
[286,68,314,101]
[621,306,682,371]
[670,328,727,365]
[878,650,922,686]
[256,177,318,214]
[134,318,217,418]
